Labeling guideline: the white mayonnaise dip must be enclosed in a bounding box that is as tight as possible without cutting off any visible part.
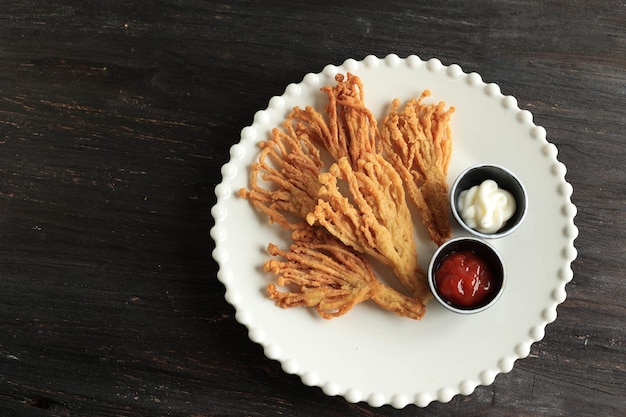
[458,179,516,233]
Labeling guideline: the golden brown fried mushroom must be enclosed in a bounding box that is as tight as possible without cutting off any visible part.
[306,154,430,302]
[289,73,379,165]
[381,91,455,246]
[265,229,426,320]
[241,74,456,319]
[239,119,323,230]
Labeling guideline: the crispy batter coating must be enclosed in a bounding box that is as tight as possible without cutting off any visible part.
[321,73,380,163]
[238,120,323,230]
[289,73,379,164]
[239,99,427,318]
[306,154,430,301]
[296,74,430,300]
[239,74,456,319]
[265,229,425,319]
[381,91,455,246]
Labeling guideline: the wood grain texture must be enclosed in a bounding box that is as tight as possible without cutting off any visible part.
[0,1,624,416]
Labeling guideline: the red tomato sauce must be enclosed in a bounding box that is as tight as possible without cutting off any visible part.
[434,250,495,308]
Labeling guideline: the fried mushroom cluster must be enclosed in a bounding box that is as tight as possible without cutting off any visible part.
[239,73,454,320]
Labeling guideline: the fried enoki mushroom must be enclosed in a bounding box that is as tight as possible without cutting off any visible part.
[381,90,455,246]
[294,74,430,300]
[265,228,426,320]
[239,74,457,319]
[321,72,381,163]
[306,154,431,302]
[238,118,323,230]
[239,102,428,317]
[288,73,379,165]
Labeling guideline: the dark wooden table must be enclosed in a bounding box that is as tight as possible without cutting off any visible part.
[1,1,624,416]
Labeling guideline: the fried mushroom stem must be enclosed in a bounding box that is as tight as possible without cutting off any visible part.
[288,72,379,165]
[265,229,425,320]
[381,91,455,246]
[239,119,323,230]
[306,154,430,302]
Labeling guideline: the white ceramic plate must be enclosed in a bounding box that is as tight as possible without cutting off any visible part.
[210,54,578,408]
